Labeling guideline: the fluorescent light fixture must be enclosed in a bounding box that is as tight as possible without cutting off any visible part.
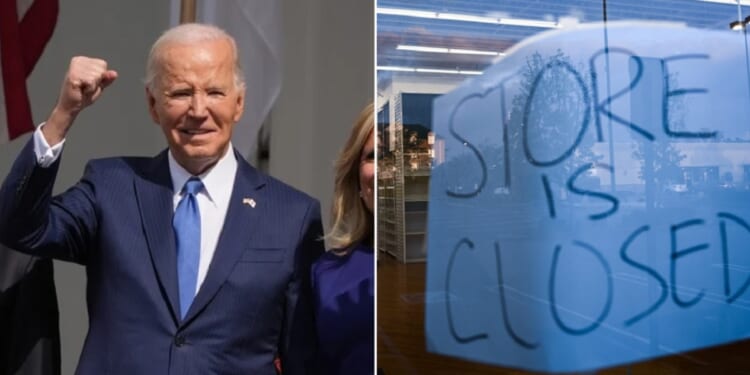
[376,66,415,72]
[377,7,558,29]
[500,18,560,28]
[396,45,450,54]
[377,7,437,18]
[437,13,497,24]
[450,48,503,56]
[377,65,483,76]
[699,0,750,5]
[397,44,503,56]
[415,68,462,74]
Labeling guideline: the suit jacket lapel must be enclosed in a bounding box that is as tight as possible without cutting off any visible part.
[133,150,181,324]
[183,152,266,324]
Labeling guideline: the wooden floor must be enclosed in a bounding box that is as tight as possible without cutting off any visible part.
[377,253,750,375]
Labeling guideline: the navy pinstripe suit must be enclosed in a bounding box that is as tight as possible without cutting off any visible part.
[0,139,324,374]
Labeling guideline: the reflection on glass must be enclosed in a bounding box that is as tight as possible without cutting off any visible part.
[377,1,750,374]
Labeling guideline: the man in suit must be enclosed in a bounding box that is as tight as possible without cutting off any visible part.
[0,23,323,374]
[0,246,60,375]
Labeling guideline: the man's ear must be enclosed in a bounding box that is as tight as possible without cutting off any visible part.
[145,86,160,124]
[233,88,245,123]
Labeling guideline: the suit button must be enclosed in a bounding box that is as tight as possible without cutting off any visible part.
[174,335,186,347]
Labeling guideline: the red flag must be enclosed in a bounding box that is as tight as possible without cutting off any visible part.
[0,0,58,142]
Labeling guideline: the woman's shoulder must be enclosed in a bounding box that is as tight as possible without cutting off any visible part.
[312,243,373,274]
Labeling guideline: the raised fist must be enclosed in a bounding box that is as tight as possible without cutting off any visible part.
[43,57,118,145]
[57,56,118,116]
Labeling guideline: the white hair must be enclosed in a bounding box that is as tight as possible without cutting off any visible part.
[144,23,245,91]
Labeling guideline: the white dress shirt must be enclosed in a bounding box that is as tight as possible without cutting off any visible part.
[33,124,64,167]
[33,125,237,295]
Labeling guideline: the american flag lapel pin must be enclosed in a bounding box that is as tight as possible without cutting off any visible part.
[242,198,256,208]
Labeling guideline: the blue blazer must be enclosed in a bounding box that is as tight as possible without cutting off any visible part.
[0,140,324,375]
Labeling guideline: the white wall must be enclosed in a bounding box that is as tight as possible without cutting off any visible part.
[0,0,372,373]
[271,0,374,235]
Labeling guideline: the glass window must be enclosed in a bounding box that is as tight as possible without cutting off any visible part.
[377,1,750,373]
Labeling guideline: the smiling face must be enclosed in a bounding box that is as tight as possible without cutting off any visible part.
[146,38,244,175]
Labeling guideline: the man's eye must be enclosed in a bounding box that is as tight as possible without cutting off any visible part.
[208,90,225,97]
[168,91,191,98]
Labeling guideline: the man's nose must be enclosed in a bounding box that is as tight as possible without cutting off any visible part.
[189,92,208,117]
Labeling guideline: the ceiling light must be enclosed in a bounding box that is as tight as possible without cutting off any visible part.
[415,68,462,74]
[396,45,450,54]
[500,18,559,28]
[377,7,437,18]
[377,7,558,29]
[376,66,415,72]
[377,65,483,76]
[436,13,498,24]
[449,48,503,56]
[699,0,750,5]
[397,44,503,56]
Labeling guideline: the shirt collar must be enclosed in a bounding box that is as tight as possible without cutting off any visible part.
[168,143,238,205]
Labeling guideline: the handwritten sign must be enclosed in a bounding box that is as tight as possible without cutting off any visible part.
[426,22,750,372]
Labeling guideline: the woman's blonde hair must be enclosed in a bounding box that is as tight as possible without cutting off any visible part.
[326,102,375,251]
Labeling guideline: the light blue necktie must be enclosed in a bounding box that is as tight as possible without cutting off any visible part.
[174,177,203,319]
